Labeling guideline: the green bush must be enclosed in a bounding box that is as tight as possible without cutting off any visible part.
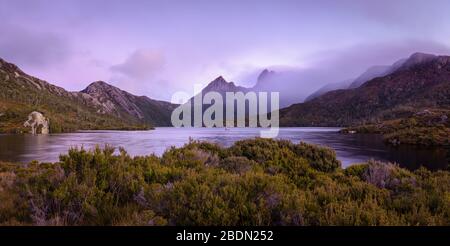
[0,138,449,225]
[292,142,341,172]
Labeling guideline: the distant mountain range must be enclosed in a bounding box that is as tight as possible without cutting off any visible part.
[0,57,176,133]
[196,55,426,107]
[190,68,315,108]
[304,53,440,102]
[187,69,299,112]
[280,52,450,126]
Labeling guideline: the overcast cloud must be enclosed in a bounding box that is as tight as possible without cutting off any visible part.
[0,0,449,100]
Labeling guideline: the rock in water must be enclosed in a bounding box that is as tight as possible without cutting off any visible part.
[24,111,49,134]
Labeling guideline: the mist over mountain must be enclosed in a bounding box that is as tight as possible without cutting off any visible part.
[2,50,450,133]
[185,52,449,120]
[304,53,441,101]
[250,69,318,108]
[304,79,354,102]
[280,52,450,126]
[348,66,391,89]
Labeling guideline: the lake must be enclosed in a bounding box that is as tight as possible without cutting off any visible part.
[0,127,448,170]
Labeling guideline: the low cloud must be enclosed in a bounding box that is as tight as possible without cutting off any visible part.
[306,40,450,80]
[111,49,165,80]
[242,40,450,107]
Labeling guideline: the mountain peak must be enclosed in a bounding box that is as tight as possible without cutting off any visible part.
[206,76,231,88]
[201,76,248,94]
[82,81,118,94]
[87,80,111,87]
[253,69,276,91]
[211,76,227,84]
[257,69,275,82]
[401,52,437,69]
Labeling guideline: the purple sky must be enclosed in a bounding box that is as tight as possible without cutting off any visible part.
[1,0,450,100]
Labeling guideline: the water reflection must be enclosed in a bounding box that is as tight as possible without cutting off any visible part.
[0,127,448,170]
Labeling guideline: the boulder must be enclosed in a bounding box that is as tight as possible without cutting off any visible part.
[23,111,49,134]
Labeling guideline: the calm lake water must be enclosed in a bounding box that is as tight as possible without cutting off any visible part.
[0,127,448,170]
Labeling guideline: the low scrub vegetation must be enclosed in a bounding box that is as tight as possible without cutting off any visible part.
[0,138,449,225]
[341,108,450,146]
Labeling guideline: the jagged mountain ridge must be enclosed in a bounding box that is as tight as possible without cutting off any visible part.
[81,81,176,126]
[306,53,438,101]
[200,76,249,95]
[0,57,175,133]
[280,53,450,126]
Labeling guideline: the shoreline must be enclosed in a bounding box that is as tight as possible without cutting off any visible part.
[1,138,449,226]
[0,131,448,171]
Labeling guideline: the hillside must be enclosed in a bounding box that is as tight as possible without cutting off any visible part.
[341,108,450,146]
[81,81,176,126]
[306,57,409,101]
[280,53,450,127]
[305,79,353,102]
[0,57,174,133]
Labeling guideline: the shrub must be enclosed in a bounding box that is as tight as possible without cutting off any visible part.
[0,139,449,225]
[218,156,256,174]
[293,142,341,172]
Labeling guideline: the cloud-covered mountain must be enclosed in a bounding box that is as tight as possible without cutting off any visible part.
[280,53,450,126]
[305,53,440,101]
[304,79,354,102]
[251,69,313,108]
